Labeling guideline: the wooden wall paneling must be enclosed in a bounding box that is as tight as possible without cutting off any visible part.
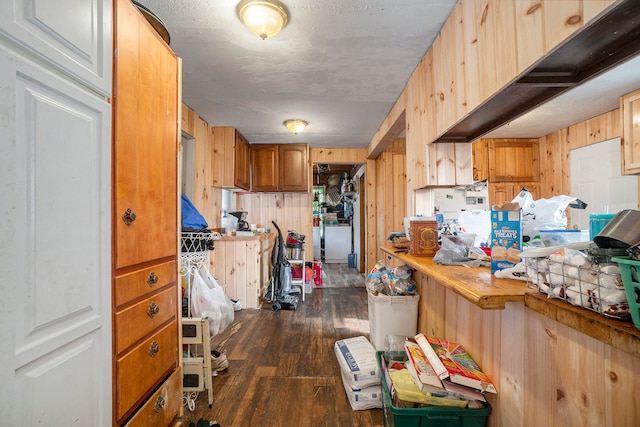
[515,0,545,75]
[497,303,524,427]
[543,0,584,55]
[555,324,606,426]
[431,33,447,137]
[245,238,259,308]
[405,52,430,192]
[475,0,498,102]
[181,104,196,137]
[461,0,481,114]
[587,109,620,145]
[392,152,406,233]
[310,148,367,164]
[567,121,588,151]
[492,0,517,91]
[233,240,248,307]
[583,0,616,25]
[437,5,460,131]
[605,346,640,425]
[366,158,378,272]
[524,309,559,427]
[367,89,407,159]
[452,1,468,120]
[376,154,387,251]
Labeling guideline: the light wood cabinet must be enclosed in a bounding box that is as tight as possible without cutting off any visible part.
[212,126,250,190]
[425,142,473,186]
[621,88,640,175]
[489,182,539,206]
[472,139,489,182]
[251,143,309,192]
[113,0,180,424]
[488,139,540,182]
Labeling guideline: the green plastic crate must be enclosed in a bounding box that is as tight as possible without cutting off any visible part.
[376,352,491,427]
[611,257,640,330]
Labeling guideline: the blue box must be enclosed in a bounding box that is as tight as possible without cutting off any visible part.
[490,205,522,274]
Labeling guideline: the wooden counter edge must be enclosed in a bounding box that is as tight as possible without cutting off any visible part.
[524,291,640,358]
[381,245,526,310]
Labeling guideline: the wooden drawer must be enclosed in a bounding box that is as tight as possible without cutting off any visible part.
[116,320,178,421]
[124,367,181,427]
[115,286,177,354]
[114,260,177,307]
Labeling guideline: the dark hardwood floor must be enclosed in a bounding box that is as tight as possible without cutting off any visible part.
[177,263,383,427]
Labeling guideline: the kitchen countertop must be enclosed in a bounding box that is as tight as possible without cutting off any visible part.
[381,244,640,356]
[381,245,528,309]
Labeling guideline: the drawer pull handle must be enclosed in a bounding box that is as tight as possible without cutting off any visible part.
[122,208,136,226]
[154,395,166,413]
[147,272,159,287]
[147,302,160,318]
[148,341,160,357]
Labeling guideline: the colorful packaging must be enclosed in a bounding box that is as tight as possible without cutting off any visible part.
[490,203,522,274]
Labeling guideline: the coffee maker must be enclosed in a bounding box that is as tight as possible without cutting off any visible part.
[228,211,250,231]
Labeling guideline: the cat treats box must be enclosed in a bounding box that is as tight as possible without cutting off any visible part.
[490,203,522,274]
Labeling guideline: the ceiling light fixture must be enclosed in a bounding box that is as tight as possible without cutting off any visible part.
[284,119,308,134]
[236,0,288,40]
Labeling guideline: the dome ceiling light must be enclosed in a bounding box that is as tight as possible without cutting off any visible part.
[284,119,308,134]
[236,0,289,40]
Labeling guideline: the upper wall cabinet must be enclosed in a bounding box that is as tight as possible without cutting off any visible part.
[621,88,640,175]
[424,143,473,187]
[488,139,540,182]
[0,0,112,96]
[211,127,250,191]
[251,144,309,192]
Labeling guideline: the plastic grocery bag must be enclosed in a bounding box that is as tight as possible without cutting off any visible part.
[190,267,234,337]
[512,189,577,239]
[201,268,234,333]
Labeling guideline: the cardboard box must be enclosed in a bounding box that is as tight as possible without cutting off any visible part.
[409,220,439,257]
[490,203,522,273]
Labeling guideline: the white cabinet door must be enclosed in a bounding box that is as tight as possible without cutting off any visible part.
[0,0,112,95]
[0,41,112,425]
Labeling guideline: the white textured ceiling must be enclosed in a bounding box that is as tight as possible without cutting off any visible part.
[137,0,640,148]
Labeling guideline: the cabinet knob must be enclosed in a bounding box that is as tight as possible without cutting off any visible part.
[147,271,159,287]
[148,341,160,357]
[121,208,136,226]
[153,394,167,413]
[147,302,160,318]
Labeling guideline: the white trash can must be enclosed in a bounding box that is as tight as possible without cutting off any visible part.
[367,291,420,351]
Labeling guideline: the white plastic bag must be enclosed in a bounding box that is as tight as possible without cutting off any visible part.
[190,270,222,336]
[512,189,577,238]
[201,269,234,333]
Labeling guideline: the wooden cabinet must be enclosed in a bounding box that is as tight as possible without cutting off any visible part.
[425,143,473,186]
[489,182,539,206]
[113,0,180,424]
[235,131,251,189]
[621,88,640,175]
[212,126,250,190]
[251,143,309,192]
[472,139,489,182]
[488,139,540,182]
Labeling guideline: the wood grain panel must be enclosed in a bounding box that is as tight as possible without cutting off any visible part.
[544,0,584,54]
[181,104,196,137]
[515,0,545,74]
[461,0,481,113]
[475,0,498,102]
[124,368,181,427]
[405,52,430,191]
[114,260,178,308]
[492,0,517,91]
